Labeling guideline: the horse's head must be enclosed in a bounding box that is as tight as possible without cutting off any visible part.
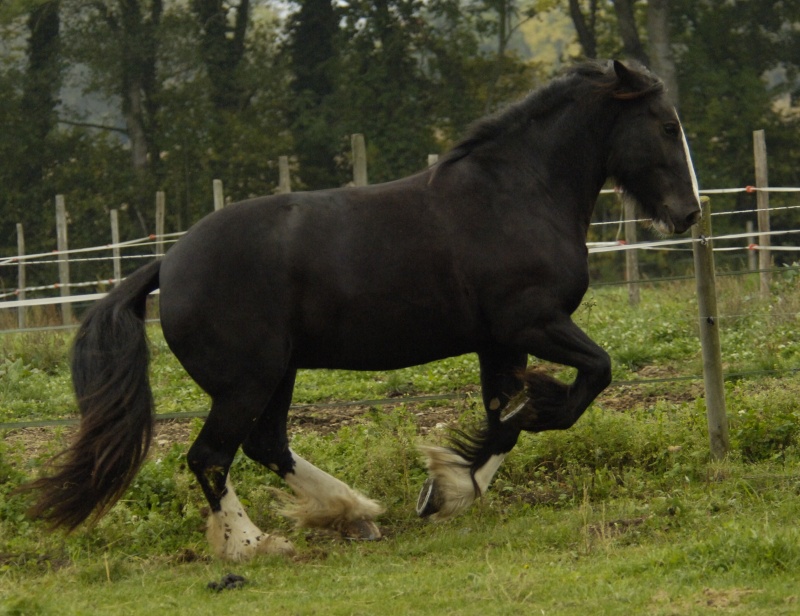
[606,61,701,235]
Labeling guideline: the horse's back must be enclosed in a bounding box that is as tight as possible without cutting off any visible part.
[158,176,482,376]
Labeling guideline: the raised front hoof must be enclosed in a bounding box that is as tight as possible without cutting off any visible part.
[416,477,444,518]
[341,519,382,541]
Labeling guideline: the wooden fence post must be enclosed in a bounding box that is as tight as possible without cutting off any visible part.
[623,193,640,306]
[55,195,72,324]
[110,209,122,286]
[155,191,166,257]
[427,154,439,167]
[746,220,757,272]
[753,129,770,298]
[691,196,729,460]
[16,223,26,329]
[352,134,368,186]
[278,156,292,193]
[213,179,224,211]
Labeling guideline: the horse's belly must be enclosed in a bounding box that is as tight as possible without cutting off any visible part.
[291,305,477,371]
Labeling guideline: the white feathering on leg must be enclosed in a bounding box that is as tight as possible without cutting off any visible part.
[278,451,383,533]
[206,478,294,561]
[419,445,506,519]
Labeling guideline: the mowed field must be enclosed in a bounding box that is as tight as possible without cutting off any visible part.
[2,279,800,615]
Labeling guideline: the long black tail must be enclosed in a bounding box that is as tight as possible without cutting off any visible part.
[23,260,162,530]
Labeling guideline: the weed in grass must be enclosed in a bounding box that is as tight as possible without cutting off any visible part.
[681,525,800,575]
[727,378,800,462]
[0,595,50,616]
[380,371,416,397]
[77,554,130,584]
[613,343,658,372]
[1,330,69,376]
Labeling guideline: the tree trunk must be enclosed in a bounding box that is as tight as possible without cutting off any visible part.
[21,0,61,187]
[612,0,649,66]
[568,0,597,59]
[192,0,251,112]
[647,0,679,108]
[286,0,341,189]
[124,80,149,176]
[107,0,163,235]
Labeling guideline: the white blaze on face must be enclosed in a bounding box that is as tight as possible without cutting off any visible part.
[677,112,701,202]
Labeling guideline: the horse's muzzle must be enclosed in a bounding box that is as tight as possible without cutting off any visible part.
[674,206,701,234]
[665,201,701,234]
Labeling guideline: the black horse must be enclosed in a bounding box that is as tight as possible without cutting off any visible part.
[25,60,700,560]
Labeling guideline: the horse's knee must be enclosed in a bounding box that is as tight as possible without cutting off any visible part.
[593,350,612,389]
[187,440,236,510]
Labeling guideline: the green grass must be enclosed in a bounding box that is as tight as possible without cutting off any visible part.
[3,452,800,614]
[3,277,800,613]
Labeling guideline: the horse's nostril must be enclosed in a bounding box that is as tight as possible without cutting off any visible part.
[687,209,700,226]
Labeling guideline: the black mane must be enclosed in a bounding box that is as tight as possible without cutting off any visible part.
[438,60,664,169]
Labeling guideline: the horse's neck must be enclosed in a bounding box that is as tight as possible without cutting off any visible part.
[491,122,606,234]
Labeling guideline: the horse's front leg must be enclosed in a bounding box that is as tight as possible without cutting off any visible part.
[503,317,611,433]
[417,347,527,519]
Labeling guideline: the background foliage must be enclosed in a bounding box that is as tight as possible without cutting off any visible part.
[1,0,799,288]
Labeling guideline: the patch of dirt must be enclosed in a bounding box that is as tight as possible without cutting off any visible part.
[3,374,691,460]
[586,515,651,538]
[289,400,469,436]
[699,587,760,609]
[597,365,704,413]
[0,551,71,572]
[651,587,763,611]
[3,426,74,463]
[2,399,469,463]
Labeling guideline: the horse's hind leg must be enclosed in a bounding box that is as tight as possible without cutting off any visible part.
[418,348,526,518]
[242,370,383,539]
[187,388,295,561]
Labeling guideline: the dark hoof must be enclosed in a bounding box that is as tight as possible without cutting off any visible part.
[342,519,382,541]
[416,477,444,518]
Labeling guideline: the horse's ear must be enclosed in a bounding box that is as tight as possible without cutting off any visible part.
[612,60,648,99]
[613,60,636,88]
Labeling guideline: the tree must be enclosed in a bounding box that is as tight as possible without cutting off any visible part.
[20,0,61,192]
[191,0,251,112]
[610,0,647,65]
[672,0,800,195]
[567,0,598,58]
[284,0,342,188]
[0,0,63,262]
[647,0,678,107]
[334,0,439,182]
[64,0,165,234]
[150,7,293,229]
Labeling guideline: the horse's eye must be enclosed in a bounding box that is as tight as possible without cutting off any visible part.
[663,122,680,137]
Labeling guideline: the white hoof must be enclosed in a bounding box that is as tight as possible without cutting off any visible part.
[207,480,295,561]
